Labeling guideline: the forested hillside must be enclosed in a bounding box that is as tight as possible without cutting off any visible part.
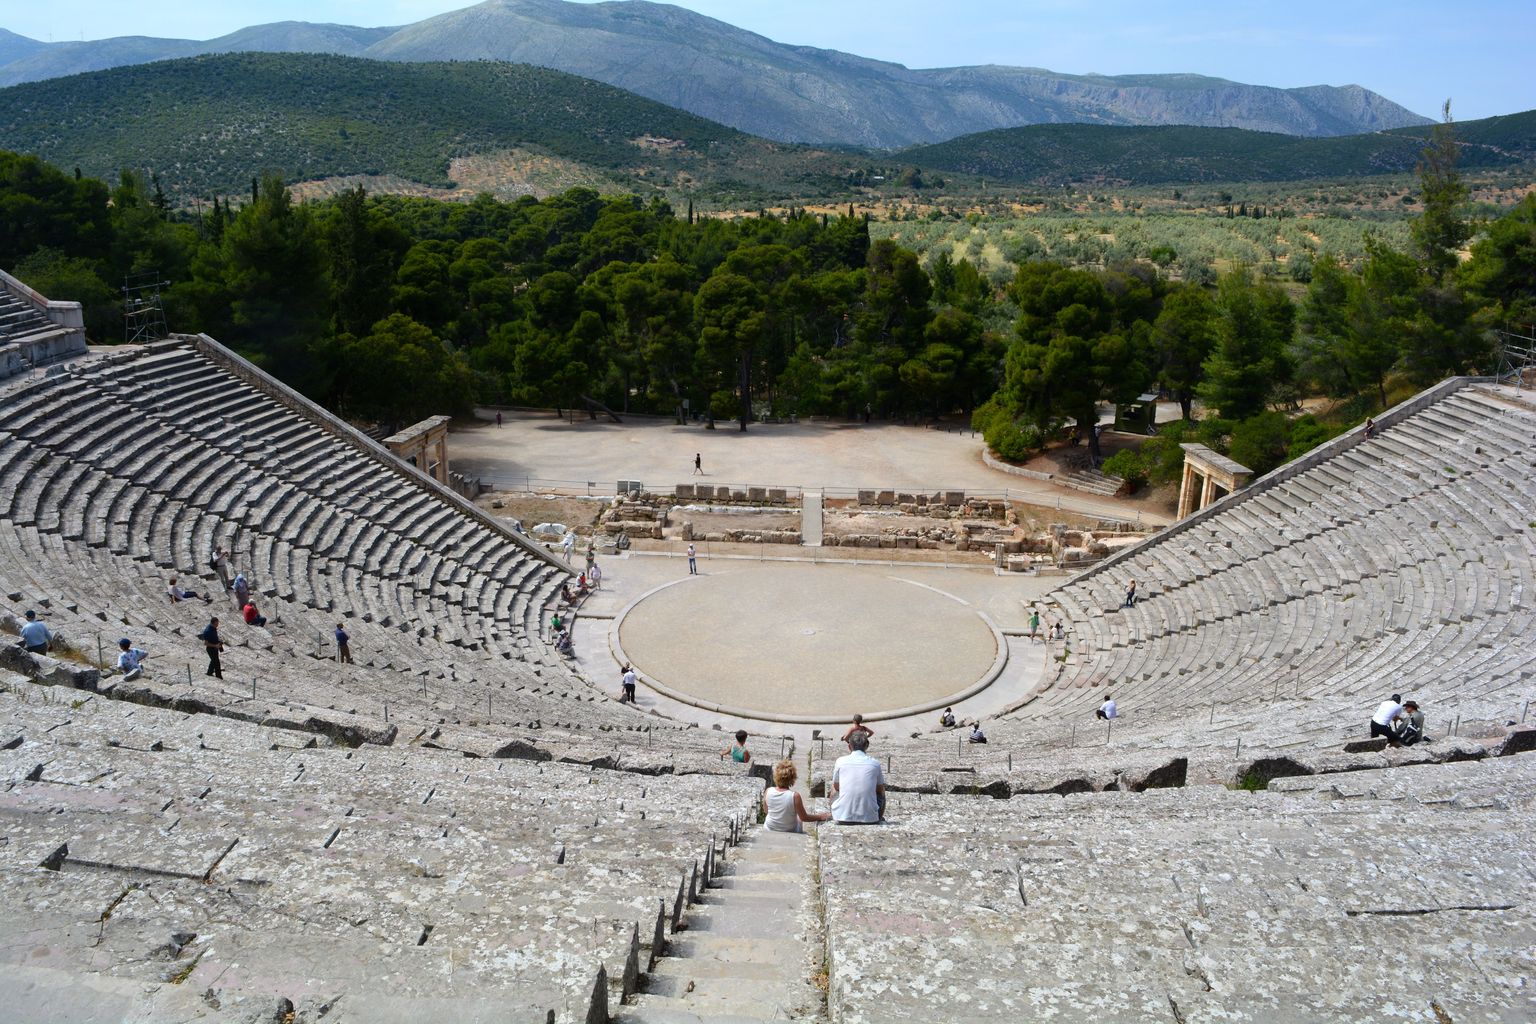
[904,112,1536,185]
[0,52,849,203]
[3,138,1531,488]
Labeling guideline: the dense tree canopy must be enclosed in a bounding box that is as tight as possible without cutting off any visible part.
[3,150,1528,471]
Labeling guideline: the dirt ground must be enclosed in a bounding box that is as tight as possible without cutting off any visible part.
[475,493,607,536]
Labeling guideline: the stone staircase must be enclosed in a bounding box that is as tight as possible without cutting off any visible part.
[619,827,827,1023]
[1056,466,1123,496]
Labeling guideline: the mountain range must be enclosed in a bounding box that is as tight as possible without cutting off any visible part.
[3,51,1531,205]
[0,0,1431,149]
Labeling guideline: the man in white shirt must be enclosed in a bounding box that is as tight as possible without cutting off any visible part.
[1369,694,1403,740]
[620,665,637,703]
[830,732,885,824]
[1097,695,1118,720]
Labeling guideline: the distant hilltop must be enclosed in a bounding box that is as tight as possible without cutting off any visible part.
[0,0,1431,149]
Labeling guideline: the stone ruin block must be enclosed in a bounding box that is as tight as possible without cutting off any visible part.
[680,521,694,541]
[710,485,730,501]
[896,536,917,549]
[674,484,695,500]
[730,489,747,502]
[767,488,786,504]
[858,490,877,504]
[897,492,915,505]
[876,490,896,505]
[945,490,966,506]
[748,487,767,502]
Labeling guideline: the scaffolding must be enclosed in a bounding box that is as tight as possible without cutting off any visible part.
[123,272,169,344]
[1495,330,1536,390]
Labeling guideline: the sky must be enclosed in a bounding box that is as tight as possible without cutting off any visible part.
[5,0,1532,122]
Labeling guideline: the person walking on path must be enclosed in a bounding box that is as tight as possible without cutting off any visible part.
[764,760,830,833]
[692,453,702,476]
[116,638,149,680]
[561,530,575,561]
[19,610,52,654]
[686,543,697,575]
[619,664,637,703]
[200,617,225,680]
[335,623,353,664]
[495,411,503,428]
[830,732,886,824]
[1029,608,1041,642]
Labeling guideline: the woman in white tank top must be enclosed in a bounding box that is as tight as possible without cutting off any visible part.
[763,760,829,832]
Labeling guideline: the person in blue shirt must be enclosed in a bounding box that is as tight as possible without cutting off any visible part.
[335,623,353,664]
[19,610,51,654]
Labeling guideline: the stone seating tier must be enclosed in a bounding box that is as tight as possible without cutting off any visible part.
[0,676,761,1024]
[817,754,1536,1022]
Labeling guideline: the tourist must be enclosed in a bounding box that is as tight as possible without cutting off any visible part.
[210,546,231,592]
[1096,695,1118,720]
[686,542,697,575]
[620,664,637,704]
[167,576,207,604]
[830,731,885,824]
[553,629,573,656]
[232,572,250,608]
[939,707,957,728]
[1396,701,1426,746]
[1029,608,1040,642]
[561,530,575,561]
[723,729,751,764]
[1051,620,1065,641]
[1369,693,1404,741]
[19,610,52,654]
[561,582,578,604]
[116,638,149,680]
[241,601,267,627]
[550,611,565,638]
[200,617,225,679]
[1364,417,1377,440]
[1124,580,1137,607]
[968,722,988,744]
[589,562,603,591]
[495,411,503,428]
[335,623,353,664]
[841,713,873,746]
[693,452,702,476]
[764,760,829,833]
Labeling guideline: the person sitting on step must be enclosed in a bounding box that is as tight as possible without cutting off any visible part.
[968,722,988,744]
[1395,700,1426,746]
[723,729,751,764]
[116,638,149,680]
[241,601,268,627]
[764,760,829,833]
[841,713,874,747]
[830,731,885,825]
[939,707,957,729]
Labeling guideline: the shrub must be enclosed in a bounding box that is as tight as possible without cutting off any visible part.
[1101,449,1148,491]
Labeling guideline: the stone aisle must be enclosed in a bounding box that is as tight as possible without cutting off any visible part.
[800,491,823,547]
[616,823,828,1023]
